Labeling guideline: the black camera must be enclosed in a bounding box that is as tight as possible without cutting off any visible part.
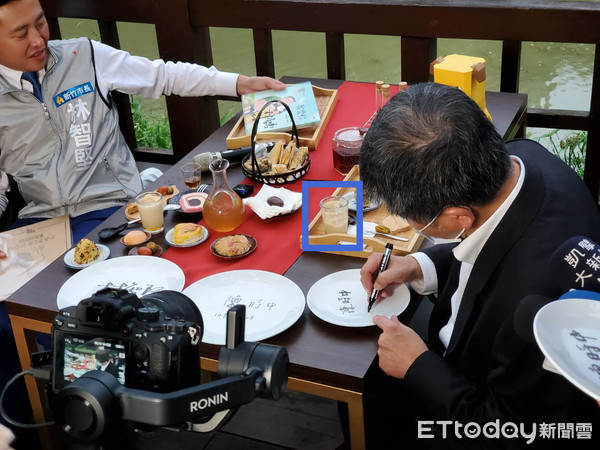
[35,288,289,449]
[52,287,203,393]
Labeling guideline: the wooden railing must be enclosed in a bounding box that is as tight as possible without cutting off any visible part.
[42,0,600,202]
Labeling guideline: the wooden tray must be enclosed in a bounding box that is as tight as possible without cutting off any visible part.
[225,85,338,150]
[300,165,423,258]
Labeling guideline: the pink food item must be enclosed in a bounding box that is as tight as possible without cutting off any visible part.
[179,192,208,213]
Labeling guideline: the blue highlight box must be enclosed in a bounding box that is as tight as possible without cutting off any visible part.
[301,180,363,252]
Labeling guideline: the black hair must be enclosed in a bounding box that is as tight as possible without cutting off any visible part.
[0,0,19,7]
[359,82,511,222]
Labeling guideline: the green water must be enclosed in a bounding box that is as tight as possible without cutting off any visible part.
[58,19,595,142]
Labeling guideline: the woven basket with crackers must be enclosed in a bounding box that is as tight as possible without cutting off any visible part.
[242,100,310,185]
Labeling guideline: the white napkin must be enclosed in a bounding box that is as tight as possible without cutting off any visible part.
[244,185,302,219]
[347,221,378,236]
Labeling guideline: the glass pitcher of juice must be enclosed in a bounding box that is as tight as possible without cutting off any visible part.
[203,159,245,232]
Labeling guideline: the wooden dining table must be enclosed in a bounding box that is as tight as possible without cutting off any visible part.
[5,77,527,450]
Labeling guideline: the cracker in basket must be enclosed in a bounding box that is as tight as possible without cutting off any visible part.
[288,146,308,170]
[243,156,271,173]
[272,164,288,174]
[279,141,295,166]
[269,141,284,165]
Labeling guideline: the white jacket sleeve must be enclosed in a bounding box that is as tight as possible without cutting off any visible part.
[91,41,240,99]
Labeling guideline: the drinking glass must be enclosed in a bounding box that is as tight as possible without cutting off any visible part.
[181,162,202,190]
[320,196,349,234]
[135,191,164,234]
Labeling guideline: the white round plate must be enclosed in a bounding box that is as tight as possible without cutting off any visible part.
[534,298,600,401]
[183,270,305,345]
[63,244,110,269]
[342,192,381,212]
[165,225,208,247]
[57,256,185,309]
[307,269,410,327]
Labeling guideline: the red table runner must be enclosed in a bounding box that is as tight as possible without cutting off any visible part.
[163,81,383,287]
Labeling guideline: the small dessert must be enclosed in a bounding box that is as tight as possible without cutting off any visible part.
[137,246,153,256]
[122,230,148,246]
[179,192,208,214]
[173,223,203,245]
[156,186,174,196]
[74,238,100,264]
[267,196,284,207]
[125,203,138,215]
[214,234,251,257]
[146,241,159,254]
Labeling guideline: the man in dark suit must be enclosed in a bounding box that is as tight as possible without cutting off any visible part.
[358,82,600,448]
[96,350,120,379]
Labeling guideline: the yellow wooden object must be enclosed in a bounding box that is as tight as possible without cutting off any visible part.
[432,54,492,121]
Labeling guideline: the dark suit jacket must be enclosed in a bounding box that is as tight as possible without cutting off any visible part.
[103,361,120,378]
[403,139,600,448]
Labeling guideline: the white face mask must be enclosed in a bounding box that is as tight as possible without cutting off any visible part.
[411,209,468,244]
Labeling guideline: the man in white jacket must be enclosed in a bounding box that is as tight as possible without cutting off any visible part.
[0,0,284,242]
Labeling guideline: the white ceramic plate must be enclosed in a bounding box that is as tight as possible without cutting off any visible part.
[342,192,381,212]
[165,225,208,247]
[63,244,110,269]
[534,298,600,401]
[57,256,185,309]
[183,270,305,345]
[307,269,410,327]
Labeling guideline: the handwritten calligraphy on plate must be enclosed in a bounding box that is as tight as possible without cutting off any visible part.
[569,329,600,380]
[213,295,277,321]
[337,289,356,314]
[98,281,164,297]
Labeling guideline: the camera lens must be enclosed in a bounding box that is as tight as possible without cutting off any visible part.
[140,290,203,329]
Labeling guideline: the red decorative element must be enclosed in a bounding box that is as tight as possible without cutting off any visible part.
[73,51,77,55]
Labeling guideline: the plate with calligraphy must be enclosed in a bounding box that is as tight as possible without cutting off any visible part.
[182,270,305,345]
[307,269,410,327]
[57,256,185,309]
[534,298,600,401]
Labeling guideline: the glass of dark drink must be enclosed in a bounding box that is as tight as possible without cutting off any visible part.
[181,162,201,190]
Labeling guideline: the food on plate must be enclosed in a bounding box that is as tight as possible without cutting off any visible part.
[122,230,149,246]
[178,192,208,214]
[125,203,138,216]
[146,241,159,253]
[0,250,6,259]
[173,223,203,245]
[137,246,153,256]
[267,196,284,207]
[73,238,100,264]
[156,185,174,196]
[214,234,252,257]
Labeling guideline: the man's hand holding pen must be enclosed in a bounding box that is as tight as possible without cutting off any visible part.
[359,252,424,303]
[360,250,428,378]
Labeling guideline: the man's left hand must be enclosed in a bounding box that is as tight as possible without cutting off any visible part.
[236,75,285,95]
[373,315,427,379]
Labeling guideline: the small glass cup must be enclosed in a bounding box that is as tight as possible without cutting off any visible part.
[332,127,363,175]
[181,162,202,190]
[135,191,164,234]
[320,196,349,234]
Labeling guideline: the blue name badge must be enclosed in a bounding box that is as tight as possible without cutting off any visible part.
[53,82,94,107]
